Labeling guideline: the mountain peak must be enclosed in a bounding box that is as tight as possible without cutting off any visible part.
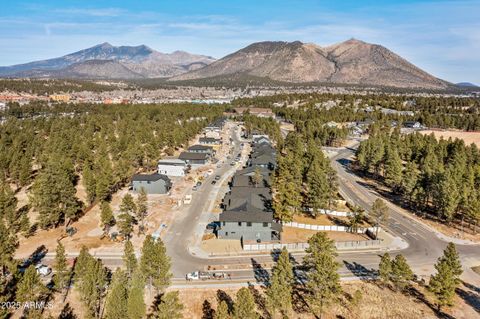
[96,42,113,48]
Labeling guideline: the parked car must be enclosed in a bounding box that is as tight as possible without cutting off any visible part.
[206,222,217,230]
[192,185,198,191]
[215,175,221,181]
[35,264,51,276]
[211,180,217,185]
[196,181,202,187]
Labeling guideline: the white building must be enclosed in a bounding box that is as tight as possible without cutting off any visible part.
[158,159,187,177]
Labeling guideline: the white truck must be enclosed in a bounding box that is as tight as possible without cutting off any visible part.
[185,271,211,281]
[183,194,192,205]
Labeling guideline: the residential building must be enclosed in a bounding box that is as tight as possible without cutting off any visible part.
[131,173,172,194]
[199,137,222,145]
[187,145,215,155]
[157,159,187,177]
[178,152,210,166]
[403,121,423,129]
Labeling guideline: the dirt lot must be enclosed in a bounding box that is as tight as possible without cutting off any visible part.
[420,129,480,148]
[293,214,351,226]
[281,227,370,243]
[172,281,479,319]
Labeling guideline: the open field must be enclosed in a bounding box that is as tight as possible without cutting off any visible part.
[420,129,480,148]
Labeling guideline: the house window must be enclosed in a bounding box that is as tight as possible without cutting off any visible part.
[238,222,242,226]
[223,222,226,226]
[147,181,151,184]
[225,232,228,236]
[247,222,252,227]
[263,222,269,227]
[231,232,236,234]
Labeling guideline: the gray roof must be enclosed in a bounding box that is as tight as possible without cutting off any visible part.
[132,173,171,185]
[219,202,273,223]
[231,174,271,188]
[188,145,214,151]
[235,166,271,176]
[178,152,209,160]
[199,137,221,143]
[224,187,272,211]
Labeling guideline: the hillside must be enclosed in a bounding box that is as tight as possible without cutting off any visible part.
[172,39,450,89]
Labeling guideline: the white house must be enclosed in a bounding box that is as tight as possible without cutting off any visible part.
[158,159,187,177]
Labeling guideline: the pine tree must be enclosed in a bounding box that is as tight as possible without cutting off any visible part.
[136,187,148,234]
[82,163,96,204]
[266,247,293,318]
[349,206,365,233]
[53,241,70,291]
[0,220,16,277]
[100,201,115,235]
[76,254,107,318]
[303,232,341,318]
[378,253,392,284]
[214,300,230,319]
[371,199,389,238]
[305,154,330,215]
[104,269,128,319]
[384,146,403,191]
[252,167,263,187]
[391,254,413,291]
[140,235,172,294]
[154,291,184,319]
[118,212,133,239]
[16,265,47,303]
[74,245,90,281]
[428,243,463,309]
[233,287,258,319]
[127,269,146,319]
[401,161,419,202]
[123,240,137,277]
[120,194,137,215]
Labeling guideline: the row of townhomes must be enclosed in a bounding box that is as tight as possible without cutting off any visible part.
[131,118,227,194]
[217,134,282,244]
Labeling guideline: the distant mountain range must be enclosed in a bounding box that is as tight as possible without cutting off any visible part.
[0,39,455,89]
[172,39,450,89]
[456,82,479,88]
[0,42,216,79]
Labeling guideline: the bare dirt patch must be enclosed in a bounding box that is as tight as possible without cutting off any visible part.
[281,227,369,243]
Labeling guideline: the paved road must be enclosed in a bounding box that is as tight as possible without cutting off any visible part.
[48,128,479,286]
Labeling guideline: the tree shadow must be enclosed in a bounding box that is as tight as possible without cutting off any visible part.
[406,286,456,319]
[202,300,214,319]
[291,286,310,314]
[248,285,270,319]
[59,303,77,319]
[343,261,377,279]
[216,289,234,313]
[251,258,270,284]
[456,284,480,314]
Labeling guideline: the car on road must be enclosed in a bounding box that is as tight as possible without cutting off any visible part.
[214,175,221,181]
[192,185,198,191]
[211,180,217,185]
[186,271,211,281]
[230,162,236,166]
[196,181,202,187]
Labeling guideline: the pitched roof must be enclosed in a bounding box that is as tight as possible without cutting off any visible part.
[231,174,271,188]
[178,152,209,160]
[224,187,272,211]
[235,166,271,176]
[132,173,171,185]
[219,202,273,223]
[188,144,214,151]
[199,137,221,143]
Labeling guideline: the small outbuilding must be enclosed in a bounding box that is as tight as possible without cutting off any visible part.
[131,173,172,194]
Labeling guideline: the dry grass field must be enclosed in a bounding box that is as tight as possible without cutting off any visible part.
[420,129,480,148]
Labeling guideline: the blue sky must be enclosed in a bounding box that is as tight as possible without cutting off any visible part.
[1,0,479,84]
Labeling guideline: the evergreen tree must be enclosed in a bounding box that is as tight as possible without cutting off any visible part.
[100,201,115,235]
[53,241,70,292]
[378,253,392,284]
[428,243,463,309]
[305,154,330,215]
[0,220,16,277]
[140,235,172,293]
[371,199,389,238]
[401,161,419,202]
[391,254,414,291]
[120,194,137,215]
[215,300,230,319]
[82,163,96,204]
[252,167,263,187]
[123,240,137,277]
[303,232,341,318]
[154,291,184,319]
[233,287,258,319]
[104,269,128,319]
[30,160,80,229]
[349,206,365,233]
[16,265,47,303]
[136,187,148,234]
[127,269,146,319]
[118,212,134,239]
[76,254,107,318]
[384,146,403,191]
[266,247,294,318]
